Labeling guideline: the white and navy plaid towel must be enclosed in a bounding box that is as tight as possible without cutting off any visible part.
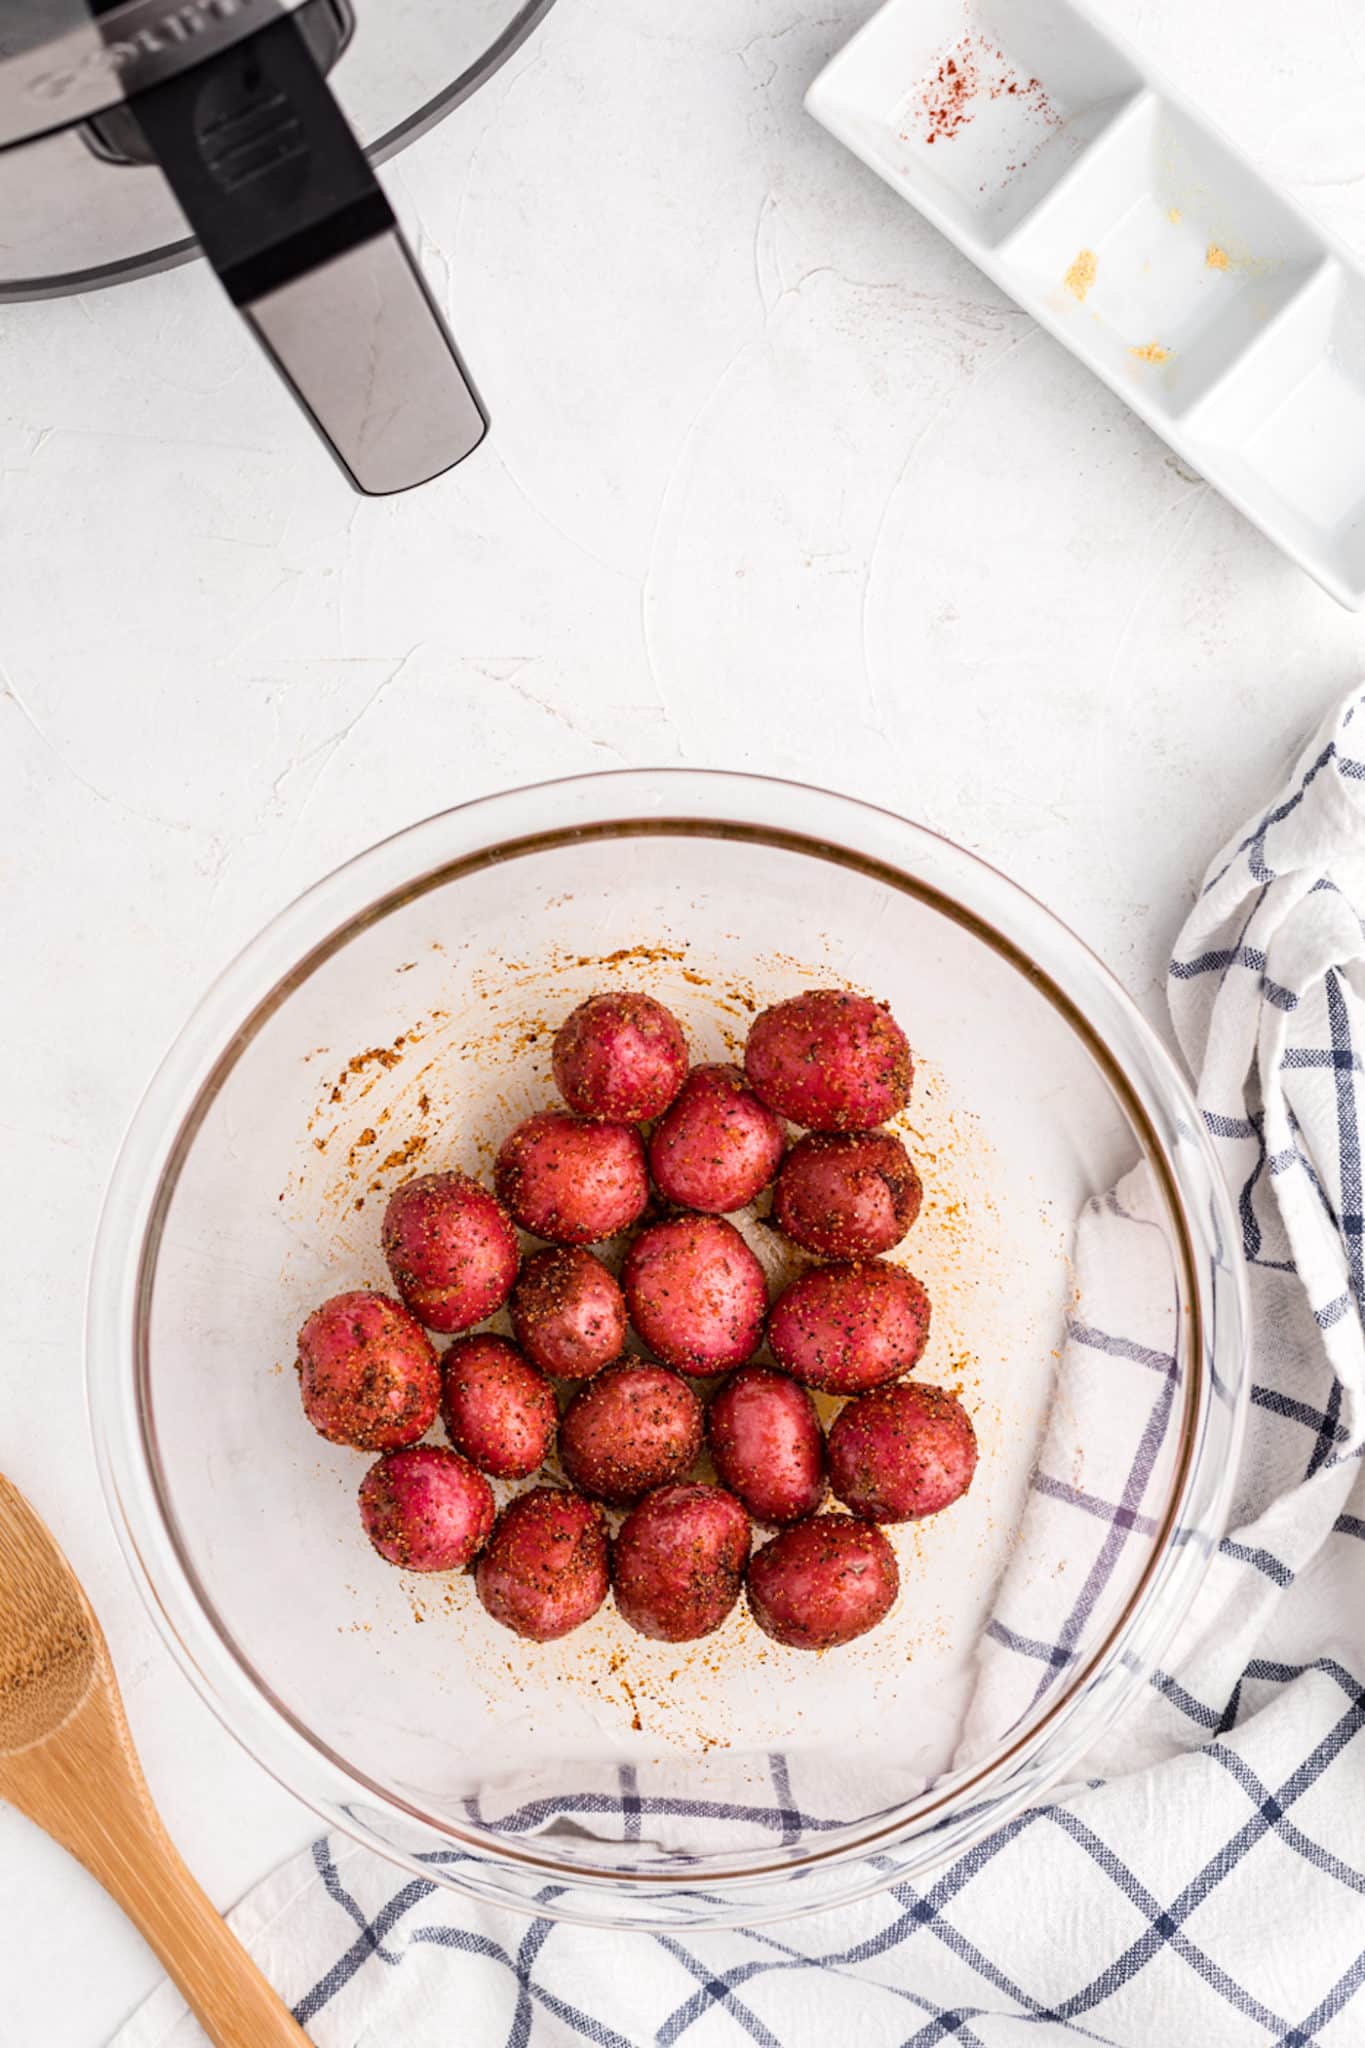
[117,692,1365,2048]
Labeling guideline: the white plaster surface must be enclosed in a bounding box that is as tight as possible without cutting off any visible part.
[4,0,1365,2037]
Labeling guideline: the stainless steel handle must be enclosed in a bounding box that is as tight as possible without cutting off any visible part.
[121,9,487,493]
[246,228,487,493]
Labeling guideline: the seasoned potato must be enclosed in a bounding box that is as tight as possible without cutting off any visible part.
[297,1290,440,1451]
[495,1110,649,1245]
[746,1515,899,1649]
[381,1170,519,1334]
[767,1259,930,1394]
[440,1333,557,1480]
[558,1361,703,1505]
[621,1214,767,1374]
[613,1483,752,1642]
[773,1130,921,1257]
[358,1445,494,1572]
[745,989,912,1131]
[510,1245,627,1380]
[474,1487,611,1641]
[705,1366,826,1525]
[648,1063,785,1214]
[828,1382,978,1523]
[553,990,688,1122]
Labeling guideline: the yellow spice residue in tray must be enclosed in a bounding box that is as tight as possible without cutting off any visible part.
[1063,248,1097,301]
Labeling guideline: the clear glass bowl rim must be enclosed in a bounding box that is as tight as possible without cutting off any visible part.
[85,768,1249,1925]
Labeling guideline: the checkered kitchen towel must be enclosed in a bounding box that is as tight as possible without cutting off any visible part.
[116,691,1365,2048]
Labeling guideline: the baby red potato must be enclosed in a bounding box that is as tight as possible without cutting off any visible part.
[621,1214,767,1374]
[746,1515,899,1649]
[474,1488,610,1641]
[612,1483,752,1642]
[495,1110,649,1245]
[440,1333,557,1481]
[297,1290,440,1451]
[705,1366,826,1525]
[558,1361,703,1505]
[358,1445,494,1572]
[381,1170,520,1334]
[767,1259,931,1394]
[648,1063,786,1214]
[553,990,688,1122]
[773,1130,922,1258]
[828,1382,978,1523]
[745,989,912,1131]
[510,1246,627,1380]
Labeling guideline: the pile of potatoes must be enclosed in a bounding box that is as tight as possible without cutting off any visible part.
[295,987,978,1652]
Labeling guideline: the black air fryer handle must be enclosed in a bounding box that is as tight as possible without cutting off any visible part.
[127,14,487,493]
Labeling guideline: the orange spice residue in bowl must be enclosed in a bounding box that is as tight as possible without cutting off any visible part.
[1130,341,1172,365]
[1064,249,1097,302]
[1206,243,1230,271]
[906,32,1058,149]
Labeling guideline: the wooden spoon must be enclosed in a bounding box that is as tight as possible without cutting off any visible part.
[0,1473,310,2044]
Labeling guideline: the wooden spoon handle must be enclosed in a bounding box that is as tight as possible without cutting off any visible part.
[1,1677,310,2046]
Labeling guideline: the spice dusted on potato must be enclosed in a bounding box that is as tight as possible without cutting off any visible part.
[767,1259,931,1394]
[706,1366,827,1526]
[648,1063,786,1214]
[744,989,912,1131]
[746,1515,899,1650]
[474,1487,610,1641]
[358,1445,494,1572]
[552,990,689,1122]
[510,1245,627,1380]
[621,1214,767,1374]
[613,1483,752,1642]
[773,1130,922,1258]
[558,1361,703,1505]
[381,1170,520,1334]
[828,1382,978,1523]
[495,1110,649,1245]
[297,1290,440,1451]
[439,1333,557,1481]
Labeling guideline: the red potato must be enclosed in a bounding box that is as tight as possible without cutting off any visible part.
[706,1367,827,1526]
[774,1131,922,1258]
[745,989,912,1131]
[558,1361,703,1505]
[767,1259,931,1394]
[648,1064,786,1214]
[381,1171,520,1334]
[746,1515,899,1650]
[475,1487,610,1641]
[613,1484,752,1642]
[358,1445,495,1572]
[297,1290,440,1451]
[495,1111,649,1245]
[510,1246,627,1380]
[621,1215,767,1375]
[553,990,688,1122]
[828,1382,978,1523]
[440,1334,557,1480]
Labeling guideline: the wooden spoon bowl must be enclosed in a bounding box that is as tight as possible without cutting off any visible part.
[0,1473,310,2045]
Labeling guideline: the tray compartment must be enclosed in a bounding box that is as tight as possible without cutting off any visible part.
[806,0,1143,247]
[1184,263,1365,600]
[999,95,1323,417]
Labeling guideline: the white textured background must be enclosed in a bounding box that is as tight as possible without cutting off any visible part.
[5,0,1365,2037]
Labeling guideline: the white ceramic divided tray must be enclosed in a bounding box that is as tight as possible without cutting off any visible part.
[808,0,1365,608]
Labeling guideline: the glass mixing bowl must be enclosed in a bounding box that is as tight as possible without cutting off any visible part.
[87,771,1247,1927]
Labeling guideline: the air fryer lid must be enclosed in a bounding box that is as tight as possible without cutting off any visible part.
[0,0,556,493]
